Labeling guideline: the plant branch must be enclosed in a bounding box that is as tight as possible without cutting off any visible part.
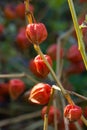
[56,27,74,76]
[24,0,34,24]
[67,0,87,69]
[0,73,38,84]
[67,90,87,101]
[43,87,55,130]
[34,44,74,105]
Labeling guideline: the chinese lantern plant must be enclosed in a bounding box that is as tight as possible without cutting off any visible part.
[25,0,87,128]
[0,0,87,129]
[29,54,53,78]
[26,23,48,44]
[29,83,51,105]
[64,104,82,122]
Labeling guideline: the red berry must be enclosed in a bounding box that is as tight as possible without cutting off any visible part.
[29,83,51,105]
[41,106,60,125]
[64,104,82,122]
[66,44,82,63]
[4,4,16,20]
[26,23,48,44]
[9,79,25,100]
[29,55,52,78]
[47,44,64,61]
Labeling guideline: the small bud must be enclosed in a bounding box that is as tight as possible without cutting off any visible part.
[64,104,82,122]
[41,106,61,125]
[26,23,47,44]
[29,83,51,105]
[29,55,52,78]
[9,79,25,100]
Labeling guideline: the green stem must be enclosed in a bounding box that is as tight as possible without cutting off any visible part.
[67,0,87,69]
[34,44,74,105]
[24,0,33,24]
[67,0,87,126]
[43,88,55,130]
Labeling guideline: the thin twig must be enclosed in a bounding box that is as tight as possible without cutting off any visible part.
[67,90,87,101]
[56,27,74,76]
[53,85,87,101]
[56,36,69,130]
[0,73,38,84]
[0,73,25,78]
[53,98,58,130]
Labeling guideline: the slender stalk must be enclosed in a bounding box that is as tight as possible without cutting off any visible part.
[43,115,48,130]
[24,0,33,24]
[56,27,74,76]
[56,38,69,130]
[43,88,55,130]
[0,73,38,84]
[67,0,87,125]
[53,99,58,130]
[67,90,87,101]
[34,44,74,105]
[0,73,25,78]
[67,0,87,69]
